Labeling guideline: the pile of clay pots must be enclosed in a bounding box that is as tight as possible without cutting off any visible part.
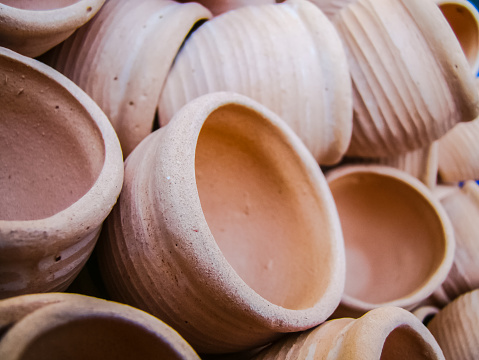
[1,0,479,359]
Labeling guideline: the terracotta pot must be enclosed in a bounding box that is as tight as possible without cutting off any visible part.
[325,165,455,317]
[44,0,211,157]
[0,0,105,58]
[427,181,479,306]
[412,305,439,326]
[306,0,355,19]
[0,47,123,299]
[427,289,479,360]
[438,78,479,182]
[177,0,275,16]
[0,293,200,360]
[158,0,352,165]
[343,141,439,189]
[435,0,479,75]
[98,92,346,353]
[253,306,445,360]
[328,0,478,158]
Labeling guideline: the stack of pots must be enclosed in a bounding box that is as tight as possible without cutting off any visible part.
[1,0,479,358]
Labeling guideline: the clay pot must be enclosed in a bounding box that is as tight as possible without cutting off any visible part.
[306,0,355,19]
[434,0,479,75]
[328,0,478,158]
[98,92,346,353]
[0,47,123,299]
[252,306,445,360]
[0,0,105,58]
[158,0,352,165]
[438,78,479,182]
[44,0,212,157]
[427,289,479,360]
[427,181,479,306]
[177,0,275,16]
[325,165,455,317]
[0,293,200,359]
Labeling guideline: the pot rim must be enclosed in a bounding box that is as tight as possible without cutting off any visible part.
[325,164,455,313]
[0,47,124,255]
[153,91,346,329]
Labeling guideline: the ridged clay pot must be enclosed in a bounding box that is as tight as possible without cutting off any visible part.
[45,0,212,157]
[0,293,200,360]
[158,0,352,165]
[0,47,123,299]
[426,181,479,306]
[253,306,445,360]
[325,165,455,318]
[434,0,479,75]
[98,92,346,354]
[0,0,105,58]
[177,0,275,16]
[427,289,479,360]
[343,141,439,189]
[328,0,479,158]
[438,78,479,182]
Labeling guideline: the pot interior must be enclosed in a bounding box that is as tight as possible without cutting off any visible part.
[16,316,186,360]
[1,0,81,10]
[328,171,445,304]
[380,325,438,360]
[0,55,105,221]
[195,103,331,310]
[439,3,479,71]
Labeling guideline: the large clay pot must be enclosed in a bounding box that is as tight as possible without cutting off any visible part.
[0,0,105,57]
[98,92,346,354]
[0,47,123,299]
[253,306,445,360]
[427,181,479,306]
[158,0,352,165]
[177,0,275,16]
[45,0,211,157]
[0,293,200,360]
[328,0,478,158]
[438,78,479,182]
[325,165,455,317]
[427,289,479,360]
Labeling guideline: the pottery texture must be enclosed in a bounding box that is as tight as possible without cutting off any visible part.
[0,47,123,299]
[159,0,353,165]
[178,0,276,16]
[46,0,212,157]
[427,289,479,360]
[0,0,106,57]
[253,306,445,360]
[326,165,455,317]
[0,293,200,360]
[329,0,479,158]
[98,92,345,353]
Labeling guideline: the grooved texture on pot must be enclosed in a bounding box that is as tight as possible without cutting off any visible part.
[159,0,352,165]
[332,0,478,158]
[99,92,345,353]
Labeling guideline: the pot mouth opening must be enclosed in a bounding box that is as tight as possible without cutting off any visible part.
[16,316,185,360]
[328,170,447,305]
[1,0,82,11]
[380,324,437,359]
[439,2,479,72]
[194,103,333,311]
[0,55,105,221]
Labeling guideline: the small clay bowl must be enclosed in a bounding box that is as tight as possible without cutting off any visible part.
[0,47,123,299]
[326,165,455,317]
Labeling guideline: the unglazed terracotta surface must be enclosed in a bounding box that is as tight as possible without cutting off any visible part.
[0,0,105,57]
[253,306,445,360]
[98,92,345,353]
[159,0,352,165]
[0,47,123,299]
[177,0,275,15]
[329,0,479,158]
[45,0,211,157]
[0,293,200,360]
[326,165,454,317]
[427,289,479,360]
